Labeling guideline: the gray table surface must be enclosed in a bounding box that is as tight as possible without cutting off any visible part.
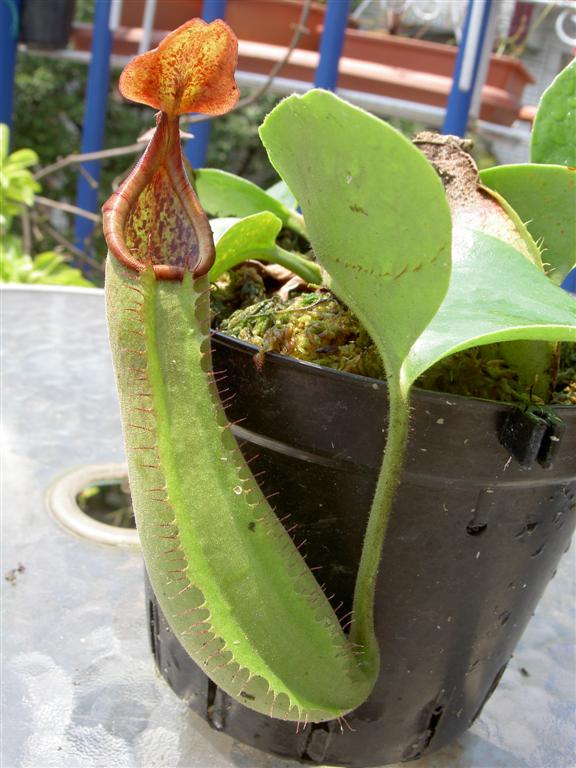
[2,285,575,768]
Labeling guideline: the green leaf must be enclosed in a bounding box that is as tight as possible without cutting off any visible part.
[404,228,576,384]
[42,269,91,287]
[196,168,292,221]
[8,148,39,169]
[0,124,8,164]
[34,250,66,274]
[195,168,307,237]
[260,90,452,391]
[480,164,576,285]
[208,212,321,284]
[0,236,30,281]
[31,251,92,286]
[261,90,453,663]
[7,179,38,206]
[0,237,92,287]
[531,58,576,166]
[209,211,282,279]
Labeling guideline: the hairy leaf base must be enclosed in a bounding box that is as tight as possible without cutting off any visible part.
[105,256,376,722]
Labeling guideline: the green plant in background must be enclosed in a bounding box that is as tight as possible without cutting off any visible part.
[104,20,574,726]
[0,124,40,235]
[1,238,92,286]
[0,123,91,287]
[12,54,152,263]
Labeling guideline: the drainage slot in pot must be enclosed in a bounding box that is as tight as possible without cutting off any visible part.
[148,598,160,664]
[422,705,444,751]
[499,407,565,469]
[402,699,445,761]
[206,680,228,732]
[46,463,139,548]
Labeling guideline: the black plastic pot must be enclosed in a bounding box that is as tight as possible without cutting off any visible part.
[146,331,576,767]
[19,0,76,50]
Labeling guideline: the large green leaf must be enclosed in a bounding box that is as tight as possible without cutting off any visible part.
[404,227,576,384]
[260,90,452,392]
[480,164,576,285]
[261,90,453,663]
[531,58,576,166]
[195,168,306,236]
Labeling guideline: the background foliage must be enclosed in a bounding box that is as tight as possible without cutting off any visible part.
[9,0,495,280]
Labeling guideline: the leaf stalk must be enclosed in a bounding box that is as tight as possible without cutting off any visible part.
[350,381,411,659]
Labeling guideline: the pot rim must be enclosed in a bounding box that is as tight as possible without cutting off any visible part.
[211,329,574,415]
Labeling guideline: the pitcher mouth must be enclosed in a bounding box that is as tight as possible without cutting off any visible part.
[101,17,239,281]
[102,112,214,281]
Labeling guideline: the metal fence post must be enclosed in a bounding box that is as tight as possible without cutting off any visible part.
[562,270,576,293]
[0,0,22,131]
[314,0,350,91]
[443,0,494,137]
[185,0,228,169]
[74,0,113,257]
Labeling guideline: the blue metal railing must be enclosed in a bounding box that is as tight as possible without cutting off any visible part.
[0,0,23,131]
[443,0,494,137]
[185,0,229,168]
[73,0,113,257]
[314,0,351,91]
[563,270,576,293]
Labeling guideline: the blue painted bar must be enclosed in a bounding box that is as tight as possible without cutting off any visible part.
[0,0,22,130]
[185,0,228,168]
[314,0,351,90]
[74,0,113,256]
[443,0,493,137]
[562,269,576,293]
